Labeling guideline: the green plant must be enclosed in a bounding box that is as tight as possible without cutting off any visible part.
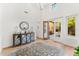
[74,46,79,56]
[68,17,75,36]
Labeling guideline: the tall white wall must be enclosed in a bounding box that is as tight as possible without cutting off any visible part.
[1,3,41,48]
[0,4,2,54]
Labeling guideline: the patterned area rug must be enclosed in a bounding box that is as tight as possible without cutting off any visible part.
[10,42,65,56]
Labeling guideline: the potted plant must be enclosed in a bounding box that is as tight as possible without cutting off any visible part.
[74,46,79,56]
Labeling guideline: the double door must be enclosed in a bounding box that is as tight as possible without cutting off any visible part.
[43,20,61,40]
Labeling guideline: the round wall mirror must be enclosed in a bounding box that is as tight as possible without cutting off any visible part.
[19,21,29,31]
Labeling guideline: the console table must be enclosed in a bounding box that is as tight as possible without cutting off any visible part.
[13,32,35,46]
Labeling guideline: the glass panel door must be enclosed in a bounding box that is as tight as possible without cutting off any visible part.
[55,19,61,38]
[48,21,54,39]
[48,20,61,39]
[43,20,61,40]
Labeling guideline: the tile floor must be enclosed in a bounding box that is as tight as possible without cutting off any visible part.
[1,39,75,56]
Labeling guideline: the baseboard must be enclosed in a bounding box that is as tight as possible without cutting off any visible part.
[36,37,43,39]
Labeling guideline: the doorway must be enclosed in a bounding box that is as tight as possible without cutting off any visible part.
[43,20,61,40]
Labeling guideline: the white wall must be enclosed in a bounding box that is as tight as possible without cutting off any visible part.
[1,3,41,48]
[52,4,79,47]
[38,3,79,47]
[0,4,3,54]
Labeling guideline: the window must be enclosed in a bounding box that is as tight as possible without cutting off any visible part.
[68,17,75,36]
[56,22,61,32]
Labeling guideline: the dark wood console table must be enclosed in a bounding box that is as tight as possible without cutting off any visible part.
[13,32,35,46]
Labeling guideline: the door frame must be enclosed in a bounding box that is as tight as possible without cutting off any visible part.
[43,21,49,40]
[43,20,61,40]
